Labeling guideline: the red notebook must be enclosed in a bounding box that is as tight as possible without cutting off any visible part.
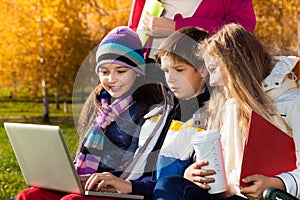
[240,111,296,187]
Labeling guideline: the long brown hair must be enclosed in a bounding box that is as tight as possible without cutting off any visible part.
[203,23,291,136]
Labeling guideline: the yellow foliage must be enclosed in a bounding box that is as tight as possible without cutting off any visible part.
[0,0,132,99]
[0,0,298,99]
[253,0,298,55]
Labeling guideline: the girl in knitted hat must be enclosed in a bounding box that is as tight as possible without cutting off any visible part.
[15,26,163,200]
[74,26,163,177]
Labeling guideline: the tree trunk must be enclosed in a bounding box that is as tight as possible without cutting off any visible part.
[64,93,68,113]
[54,88,60,110]
[81,87,85,103]
[39,0,49,123]
[8,90,13,99]
[42,79,50,123]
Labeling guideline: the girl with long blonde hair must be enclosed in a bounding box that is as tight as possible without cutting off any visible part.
[154,23,300,200]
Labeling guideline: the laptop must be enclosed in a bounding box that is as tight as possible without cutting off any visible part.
[239,111,296,187]
[4,122,144,199]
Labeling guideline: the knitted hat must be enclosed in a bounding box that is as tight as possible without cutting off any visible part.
[95,26,145,75]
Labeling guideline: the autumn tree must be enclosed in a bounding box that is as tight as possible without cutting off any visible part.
[0,0,132,121]
[71,0,133,121]
[253,0,298,55]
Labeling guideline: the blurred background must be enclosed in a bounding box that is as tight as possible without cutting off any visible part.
[0,0,299,199]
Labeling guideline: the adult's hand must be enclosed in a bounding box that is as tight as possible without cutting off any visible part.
[141,13,175,37]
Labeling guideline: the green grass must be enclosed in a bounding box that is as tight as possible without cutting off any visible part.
[0,102,79,200]
[0,101,75,118]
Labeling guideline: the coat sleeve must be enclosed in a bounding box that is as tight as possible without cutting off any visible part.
[174,0,256,33]
[128,0,146,30]
[275,92,300,198]
[130,176,156,196]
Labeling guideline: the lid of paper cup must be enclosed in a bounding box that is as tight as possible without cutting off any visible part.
[192,129,221,144]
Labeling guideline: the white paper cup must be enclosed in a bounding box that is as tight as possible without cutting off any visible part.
[192,129,227,194]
